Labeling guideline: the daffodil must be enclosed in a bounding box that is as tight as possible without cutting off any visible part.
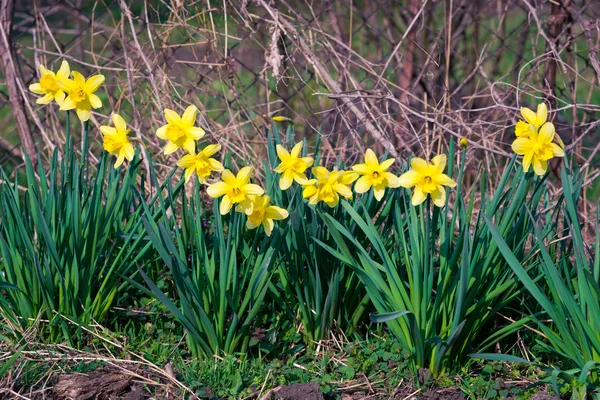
[515,102,564,149]
[397,155,456,207]
[272,115,293,123]
[100,114,135,168]
[302,166,358,208]
[177,144,224,183]
[235,195,288,236]
[206,166,265,215]
[511,123,564,175]
[59,71,105,121]
[274,142,314,190]
[352,149,400,201]
[515,103,547,138]
[156,105,205,155]
[29,60,70,106]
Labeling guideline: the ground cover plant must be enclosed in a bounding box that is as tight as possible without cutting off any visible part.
[0,1,599,399]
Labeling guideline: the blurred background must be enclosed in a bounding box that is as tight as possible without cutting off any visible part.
[0,0,598,200]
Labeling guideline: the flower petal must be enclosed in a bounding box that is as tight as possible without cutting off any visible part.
[114,152,125,169]
[410,157,428,174]
[112,113,127,133]
[237,166,254,183]
[184,167,195,183]
[364,149,379,167]
[220,195,233,215]
[431,186,446,207]
[397,170,420,188]
[164,141,180,155]
[334,183,353,199]
[29,83,45,94]
[202,143,221,157]
[411,186,427,206]
[100,126,117,136]
[352,163,370,174]
[266,206,289,220]
[551,143,564,157]
[36,94,54,105]
[75,105,91,121]
[532,157,548,176]
[431,154,447,174]
[88,94,102,109]
[522,152,533,172]
[536,103,548,126]
[57,60,70,80]
[124,142,135,160]
[59,96,77,111]
[181,105,198,126]
[85,74,105,92]
[341,171,359,184]
[164,108,181,125]
[379,158,394,171]
[373,185,385,201]
[246,184,265,196]
[156,125,168,139]
[434,173,456,188]
[511,138,532,154]
[539,122,555,143]
[187,126,205,140]
[263,218,275,236]
[276,144,290,161]
[312,166,330,179]
[385,172,401,188]
[207,182,229,198]
[183,138,196,155]
[54,90,66,106]
[354,175,372,193]
[279,170,294,190]
[72,71,86,86]
[290,142,303,158]
[520,107,537,125]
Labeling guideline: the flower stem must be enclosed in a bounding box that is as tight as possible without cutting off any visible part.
[82,120,89,168]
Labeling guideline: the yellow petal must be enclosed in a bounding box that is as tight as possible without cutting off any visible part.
[532,157,547,176]
[303,185,317,199]
[551,143,564,157]
[85,74,105,92]
[54,90,66,106]
[29,83,45,94]
[511,138,532,155]
[237,166,254,183]
[112,114,127,133]
[410,157,428,174]
[209,159,224,171]
[520,107,537,125]
[364,149,379,167]
[88,94,102,109]
[431,154,447,174]
[181,105,198,126]
[124,142,135,160]
[201,144,221,157]
[221,170,236,183]
[263,218,274,236]
[434,173,456,188]
[293,172,309,185]
[385,172,401,188]
[522,152,533,173]
[156,125,168,139]
[75,105,91,121]
[301,157,314,167]
[36,93,54,105]
[114,152,125,168]
[177,154,196,168]
[164,108,180,125]
[536,103,548,126]
[352,163,370,174]
[220,195,233,215]
[539,122,555,143]
[276,144,290,161]
[397,170,420,188]
[431,186,446,207]
[334,184,353,199]
[187,126,205,140]
[207,182,229,198]
[72,71,86,86]
[246,184,265,196]
[59,96,76,111]
[266,206,289,220]
[354,175,372,193]
[279,170,294,190]
[57,60,70,80]
[379,158,394,171]
[290,142,303,158]
[515,121,530,137]
[164,142,180,155]
[411,186,427,206]
[183,138,196,155]
[373,185,385,201]
[100,126,117,136]
[312,166,330,179]
[184,167,195,183]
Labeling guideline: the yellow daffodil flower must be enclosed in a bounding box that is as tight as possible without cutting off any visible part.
[515,102,565,149]
[156,105,205,155]
[206,166,265,215]
[511,122,564,175]
[459,138,468,148]
[515,103,547,138]
[235,195,288,236]
[302,166,358,208]
[100,114,135,168]
[397,155,457,207]
[177,144,224,183]
[28,60,70,106]
[352,149,400,201]
[274,142,314,190]
[59,71,105,121]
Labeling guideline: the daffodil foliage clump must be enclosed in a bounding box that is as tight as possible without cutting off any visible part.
[0,59,597,396]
